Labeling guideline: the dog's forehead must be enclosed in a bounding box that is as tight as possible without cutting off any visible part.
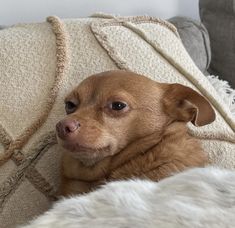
[68,71,164,101]
[86,71,160,90]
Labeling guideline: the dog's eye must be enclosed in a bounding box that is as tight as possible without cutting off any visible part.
[65,101,77,114]
[110,102,127,111]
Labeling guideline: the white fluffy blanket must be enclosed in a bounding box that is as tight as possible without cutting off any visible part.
[21,167,235,228]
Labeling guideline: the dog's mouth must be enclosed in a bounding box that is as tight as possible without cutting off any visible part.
[60,142,112,165]
[62,142,111,154]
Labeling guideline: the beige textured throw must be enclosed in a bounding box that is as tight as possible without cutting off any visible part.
[0,15,234,227]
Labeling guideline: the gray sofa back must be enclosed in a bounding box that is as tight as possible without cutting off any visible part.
[169,16,211,75]
[200,0,235,87]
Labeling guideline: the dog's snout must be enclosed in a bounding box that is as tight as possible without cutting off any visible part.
[56,119,80,139]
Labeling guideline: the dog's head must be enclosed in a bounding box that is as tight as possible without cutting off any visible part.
[56,70,215,165]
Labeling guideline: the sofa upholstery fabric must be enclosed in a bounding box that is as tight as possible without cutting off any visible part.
[199,0,235,87]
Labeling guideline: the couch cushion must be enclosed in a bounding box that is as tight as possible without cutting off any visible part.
[199,0,235,87]
[169,16,211,75]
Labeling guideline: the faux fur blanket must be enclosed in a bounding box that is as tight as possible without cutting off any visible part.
[21,167,235,228]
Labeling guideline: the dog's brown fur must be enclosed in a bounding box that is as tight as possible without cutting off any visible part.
[56,70,215,196]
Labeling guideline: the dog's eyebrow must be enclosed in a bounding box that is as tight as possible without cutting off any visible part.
[65,91,80,103]
[107,91,137,106]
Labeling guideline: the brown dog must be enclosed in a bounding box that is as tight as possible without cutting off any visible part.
[56,70,215,196]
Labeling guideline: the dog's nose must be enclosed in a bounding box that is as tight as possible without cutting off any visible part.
[56,119,80,139]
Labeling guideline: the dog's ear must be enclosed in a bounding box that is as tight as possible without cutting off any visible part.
[162,83,215,126]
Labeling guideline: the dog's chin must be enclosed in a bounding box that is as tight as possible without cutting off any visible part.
[61,142,113,166]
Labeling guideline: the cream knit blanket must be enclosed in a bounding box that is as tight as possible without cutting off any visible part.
[0,15,234,228]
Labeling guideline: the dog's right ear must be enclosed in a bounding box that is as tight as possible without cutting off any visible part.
[162,83,215,126]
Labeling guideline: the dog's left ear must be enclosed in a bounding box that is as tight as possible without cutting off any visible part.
[162,83,215,126]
